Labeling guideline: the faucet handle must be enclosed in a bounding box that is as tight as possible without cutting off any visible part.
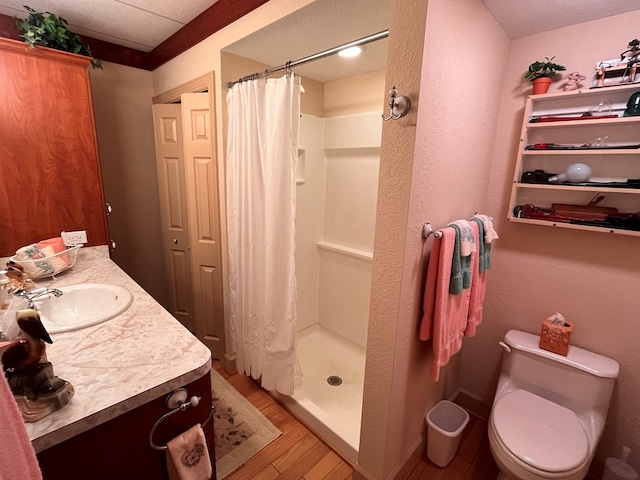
[14,287,47,297]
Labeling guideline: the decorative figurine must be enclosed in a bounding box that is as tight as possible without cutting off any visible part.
[563,71,586,91]
[595,39,640,87]
[618,39,640,84]
[620,39,640,64]
[1,309,74,422]
[4,261,35,292]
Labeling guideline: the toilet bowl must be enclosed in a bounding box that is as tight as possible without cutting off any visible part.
[488,330,619,480]
[489,390,589,479]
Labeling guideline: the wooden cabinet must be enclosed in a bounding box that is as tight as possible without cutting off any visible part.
[36,372,216,480]
[0,37,109,256]
[508,83,640,236]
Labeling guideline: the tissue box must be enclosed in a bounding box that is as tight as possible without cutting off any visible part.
[539,317,574,356]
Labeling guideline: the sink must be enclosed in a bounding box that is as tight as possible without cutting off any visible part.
[34,283,133,334]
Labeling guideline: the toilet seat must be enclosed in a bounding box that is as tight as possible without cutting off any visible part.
[492,389,588,473]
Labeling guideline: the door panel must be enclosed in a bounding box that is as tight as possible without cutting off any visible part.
[152,104,195,331]
[181,93,225,360]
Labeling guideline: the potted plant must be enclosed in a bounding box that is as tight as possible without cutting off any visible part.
[525,56,565,94]
[14,6,101,68]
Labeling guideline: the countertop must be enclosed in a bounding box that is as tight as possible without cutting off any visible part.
[0,246,212,452]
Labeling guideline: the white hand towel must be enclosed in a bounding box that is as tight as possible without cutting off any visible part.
[166,424,212,480]
[449,220,476,256]
[15,244,54,278]
[473,214,499,243]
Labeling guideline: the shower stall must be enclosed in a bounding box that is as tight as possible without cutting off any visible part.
[221,3,389,460]
[271,109,382,463]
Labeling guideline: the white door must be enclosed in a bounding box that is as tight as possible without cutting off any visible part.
[181,93,225,360]
[152,104,196,332]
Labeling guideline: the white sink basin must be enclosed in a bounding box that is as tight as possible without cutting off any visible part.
[34,283,133,334]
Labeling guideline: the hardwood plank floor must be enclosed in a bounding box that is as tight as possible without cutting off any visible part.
[213,361,353,480]
[214,361,497,480]
[405,413,499,480]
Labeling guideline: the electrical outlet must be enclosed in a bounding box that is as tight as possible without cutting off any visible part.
[62,230,88,246]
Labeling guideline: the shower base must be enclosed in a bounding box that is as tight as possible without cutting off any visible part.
[271,324,365,464]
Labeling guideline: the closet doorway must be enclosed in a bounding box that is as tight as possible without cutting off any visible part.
[152,73,225,360]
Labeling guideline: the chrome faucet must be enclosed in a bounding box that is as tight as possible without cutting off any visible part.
[13,288,63,309]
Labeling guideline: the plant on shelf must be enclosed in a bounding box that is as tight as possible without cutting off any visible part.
[15,6,102,68]
[525,56,565,94]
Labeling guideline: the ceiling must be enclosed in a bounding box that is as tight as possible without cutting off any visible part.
[223,0,390,83]
[0,0,221,52]
[0,0,638,78]
[481,0,640,39]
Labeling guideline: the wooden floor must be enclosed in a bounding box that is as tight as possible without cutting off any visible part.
[214,361,353,480]
[405,414,499,480]
[214,361,498,480]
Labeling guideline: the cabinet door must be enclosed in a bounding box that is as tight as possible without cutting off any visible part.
[36,372,216,480]
[0,38,109,256]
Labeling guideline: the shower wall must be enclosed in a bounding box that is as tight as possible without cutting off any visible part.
[295,109,382,347]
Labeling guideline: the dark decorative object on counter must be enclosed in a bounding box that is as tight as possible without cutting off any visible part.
[2,309,74,422]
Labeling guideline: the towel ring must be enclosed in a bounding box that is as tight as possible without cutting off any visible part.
[149,391,214,451]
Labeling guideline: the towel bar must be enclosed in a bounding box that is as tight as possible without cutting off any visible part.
[149,393,214,451]
[422,214,486,240]
[421,223,443,240]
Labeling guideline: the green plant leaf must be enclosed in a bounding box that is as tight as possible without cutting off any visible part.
[524,56,566,81]
[14,5,101,68]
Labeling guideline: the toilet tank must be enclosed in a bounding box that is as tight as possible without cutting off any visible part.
[495,330,619,441]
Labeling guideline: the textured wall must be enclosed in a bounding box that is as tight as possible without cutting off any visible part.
[324,69,386,117]
[357,0,429,478]
[90,63,168,307]
[358,0,509,478]
[462,9,640,471]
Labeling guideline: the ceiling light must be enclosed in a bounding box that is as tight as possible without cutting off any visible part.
[338,46,362,58]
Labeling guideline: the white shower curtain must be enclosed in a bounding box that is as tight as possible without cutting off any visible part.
[226,74,301,395]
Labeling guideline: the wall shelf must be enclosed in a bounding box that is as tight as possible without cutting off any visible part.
[508,216,640,237]
[508,83,640,236]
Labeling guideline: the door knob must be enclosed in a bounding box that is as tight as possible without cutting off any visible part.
[173,239,178,244]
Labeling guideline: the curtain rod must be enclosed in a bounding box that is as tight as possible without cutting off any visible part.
[226,29,389,89]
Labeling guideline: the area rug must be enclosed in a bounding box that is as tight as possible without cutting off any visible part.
[210,368,281,479]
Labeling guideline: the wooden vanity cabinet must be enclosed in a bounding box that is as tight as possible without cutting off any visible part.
[0,37,109,256]
[36,372,217,480]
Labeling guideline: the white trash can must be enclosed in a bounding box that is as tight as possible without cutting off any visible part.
[426,400,470,467]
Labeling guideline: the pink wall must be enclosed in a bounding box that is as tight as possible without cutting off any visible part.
[362,3,640,478]
[358,0,509,478]
[461,10,640,471]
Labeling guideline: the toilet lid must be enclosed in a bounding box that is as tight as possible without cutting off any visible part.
[492,389,588,473]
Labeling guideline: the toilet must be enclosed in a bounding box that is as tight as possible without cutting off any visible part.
[488,330,619,480]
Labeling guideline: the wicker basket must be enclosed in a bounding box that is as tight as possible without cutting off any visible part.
[10,245,81,279]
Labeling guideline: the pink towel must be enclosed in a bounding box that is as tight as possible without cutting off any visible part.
[465,222,486,337]
[419,235,441,341]
[0,372,42,479]
[429,227,474,382]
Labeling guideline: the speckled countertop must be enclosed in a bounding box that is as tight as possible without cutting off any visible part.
[0,246,212,452]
